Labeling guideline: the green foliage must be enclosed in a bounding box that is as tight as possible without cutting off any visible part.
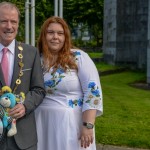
[73,39,100,47]
[85,40,98,47]
[72,38,85,47]
[64,0,103,26]
[35,1,54,27]
[64,0,104,46]
[3,0,104,46]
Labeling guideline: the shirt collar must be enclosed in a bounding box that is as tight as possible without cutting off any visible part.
[0,39,15,54]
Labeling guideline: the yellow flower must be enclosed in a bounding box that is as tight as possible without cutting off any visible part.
[88,95,93,99]
[16,92,25,103]
[20,92,25,100]
[89,98,100,108]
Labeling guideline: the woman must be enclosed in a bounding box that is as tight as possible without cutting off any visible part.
[35,16,103,150]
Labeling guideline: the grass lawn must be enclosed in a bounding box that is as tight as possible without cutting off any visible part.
[95,71,150,149]
[88,52,103,58]
[95,62,123,72]
[88,52,124,72]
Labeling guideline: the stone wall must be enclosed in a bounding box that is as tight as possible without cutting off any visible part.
[103,0,148,70]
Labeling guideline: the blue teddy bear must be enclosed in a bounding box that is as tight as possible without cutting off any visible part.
[0,86,17,137]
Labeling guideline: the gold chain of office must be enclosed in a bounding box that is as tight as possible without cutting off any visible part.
[12,42,24,93]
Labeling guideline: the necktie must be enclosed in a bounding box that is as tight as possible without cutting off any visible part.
[1,48,9,85]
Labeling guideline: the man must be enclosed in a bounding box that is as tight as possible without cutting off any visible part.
[0,2,45,150]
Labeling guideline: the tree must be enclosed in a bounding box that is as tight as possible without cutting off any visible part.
[2,0,104,46]
[63,0,104,46]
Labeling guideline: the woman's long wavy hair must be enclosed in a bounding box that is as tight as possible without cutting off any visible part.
[37,16,77,72]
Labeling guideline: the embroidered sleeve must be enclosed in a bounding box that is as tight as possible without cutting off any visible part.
[75,50,103,116]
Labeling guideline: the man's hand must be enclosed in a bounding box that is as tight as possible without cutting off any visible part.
[9,103,26,119]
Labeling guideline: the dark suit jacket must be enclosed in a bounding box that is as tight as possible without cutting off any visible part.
[0,41,45,149]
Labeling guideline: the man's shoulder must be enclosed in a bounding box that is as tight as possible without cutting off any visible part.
[15,41,37,50]
[20,42,37,51]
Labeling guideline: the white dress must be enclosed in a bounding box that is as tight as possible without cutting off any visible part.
[35,49,103,150]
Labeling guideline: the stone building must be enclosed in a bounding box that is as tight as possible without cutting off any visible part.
[103,0,150,83]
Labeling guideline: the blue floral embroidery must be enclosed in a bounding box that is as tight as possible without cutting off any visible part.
[55,68,64,74]
[73,51,81,62]
[88,82,96,88]
[45,80,55,88]
[91,89,100,97]
[73,51,81,56]
[44,68,65,93]
[85,82,101,108]
[78,98,83,106]
[68,100,74,108]
[88,82,100,97]
[68,98,83,108]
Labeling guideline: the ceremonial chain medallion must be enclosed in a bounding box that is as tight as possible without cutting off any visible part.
[13,42,24,93]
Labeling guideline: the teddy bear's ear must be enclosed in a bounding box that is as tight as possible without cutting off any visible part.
[1,86,12,93]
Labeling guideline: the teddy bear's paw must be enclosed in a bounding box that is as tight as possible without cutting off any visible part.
[7,120,17,137]
[7,128,17,137]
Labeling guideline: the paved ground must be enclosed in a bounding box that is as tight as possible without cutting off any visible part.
[96,144,150,150]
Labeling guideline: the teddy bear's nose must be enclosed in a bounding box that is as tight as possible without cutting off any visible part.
[5,97,8,100]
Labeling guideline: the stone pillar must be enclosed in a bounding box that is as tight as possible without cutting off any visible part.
[147,0,150,84]
[103,0,117,65]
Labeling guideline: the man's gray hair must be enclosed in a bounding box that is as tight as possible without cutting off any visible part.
[0,1,20,20]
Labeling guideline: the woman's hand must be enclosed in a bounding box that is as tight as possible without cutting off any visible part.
[80,126,94,148]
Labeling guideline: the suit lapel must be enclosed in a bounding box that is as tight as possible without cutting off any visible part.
[10,41,20,90]
[0,65,5,87]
